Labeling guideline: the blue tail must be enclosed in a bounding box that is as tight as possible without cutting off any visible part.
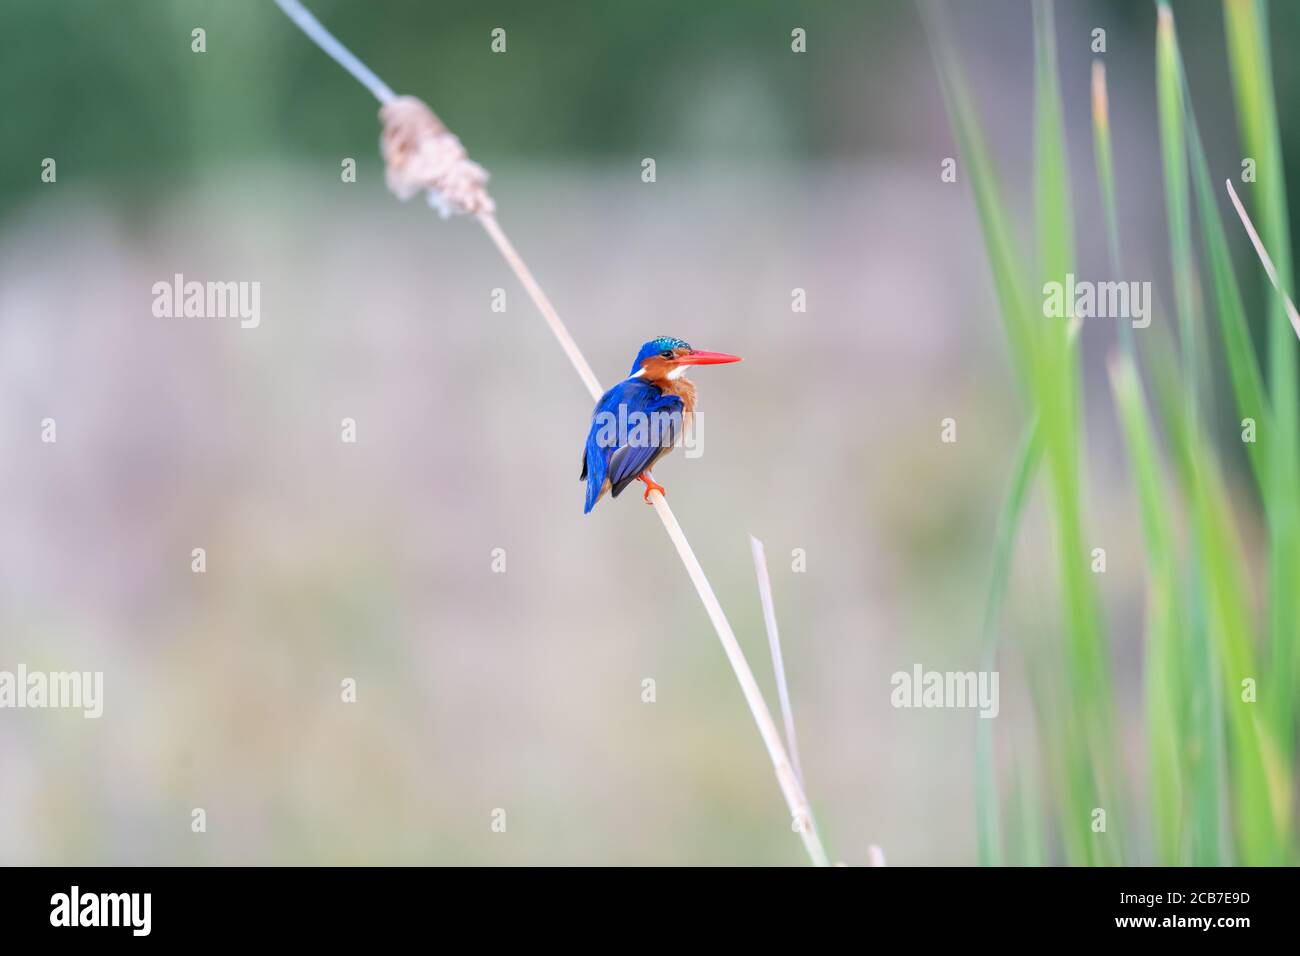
[581,445,605,514]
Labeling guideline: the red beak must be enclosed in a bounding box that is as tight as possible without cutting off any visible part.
[675,349,742,366]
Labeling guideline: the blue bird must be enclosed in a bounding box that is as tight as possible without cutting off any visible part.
[581,336,742,513]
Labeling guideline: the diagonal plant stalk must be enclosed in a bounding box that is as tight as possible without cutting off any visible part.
[1090,61,1132,359]
[1094,55,1191,865]
[749,535,805,787]
[1156,3,1206,429]
[272,0,829,867]
[1225,0,1300,785]
[926,0,1123,865]
[974,418,1039,867]
[1226,179,1300,341]
[1107,354,1185,865]
[1158,0,1294,864]
[1154,1,1226,866]
[1182,77,1272,490]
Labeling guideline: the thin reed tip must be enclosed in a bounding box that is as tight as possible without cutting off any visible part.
[1090,61,1108,130]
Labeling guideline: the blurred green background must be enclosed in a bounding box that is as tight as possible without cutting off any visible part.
[0,0,1297,864]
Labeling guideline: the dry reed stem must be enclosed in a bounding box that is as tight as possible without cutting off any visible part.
[749,535,805,786]
[273,0,394,102]
[652,503,828,866]
[476,214,603,400]
[275,0,831,866]
[1225,179,1300,341]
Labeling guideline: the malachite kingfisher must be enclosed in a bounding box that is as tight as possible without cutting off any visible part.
[581,336,742,513]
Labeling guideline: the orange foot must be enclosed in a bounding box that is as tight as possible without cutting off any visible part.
[637,473,666,503]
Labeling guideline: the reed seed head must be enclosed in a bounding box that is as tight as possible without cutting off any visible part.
[379,95,495,217]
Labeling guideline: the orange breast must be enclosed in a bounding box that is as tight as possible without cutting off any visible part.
[657,376,697,414]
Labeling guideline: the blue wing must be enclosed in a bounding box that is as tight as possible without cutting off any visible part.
[581,379,683,513]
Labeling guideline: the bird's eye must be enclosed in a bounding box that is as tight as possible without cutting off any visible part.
[660,350,675,359]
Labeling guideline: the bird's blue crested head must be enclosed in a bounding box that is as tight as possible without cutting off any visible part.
[630,336,691,375]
